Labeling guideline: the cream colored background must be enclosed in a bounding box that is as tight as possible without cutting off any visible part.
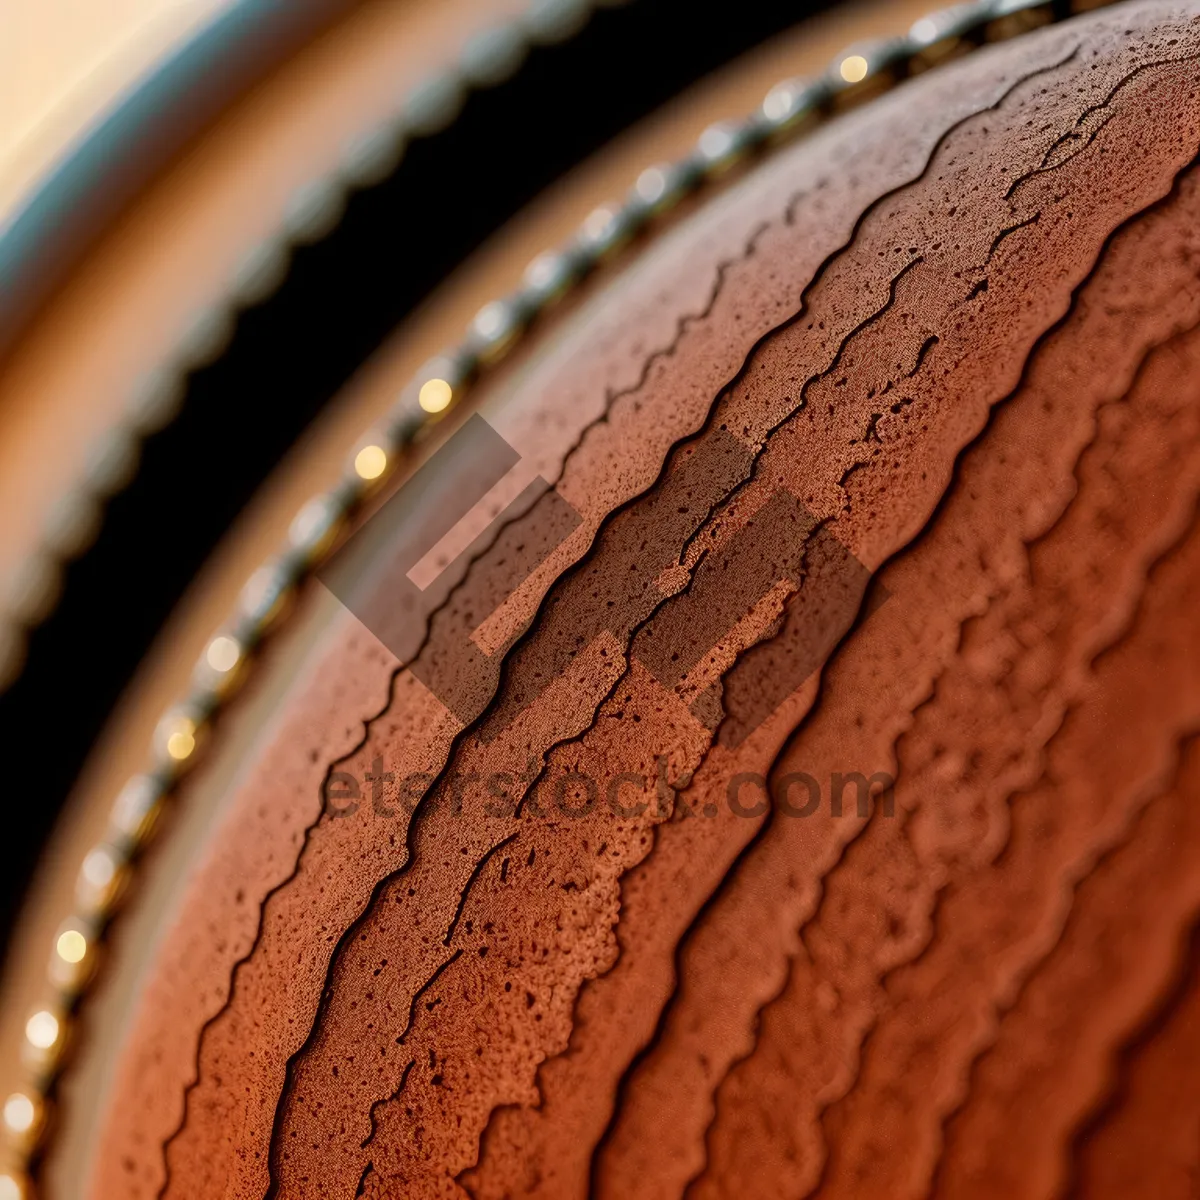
[0,0,231,227]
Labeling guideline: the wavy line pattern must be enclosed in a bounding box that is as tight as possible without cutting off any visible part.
[138,12,1200,1200]
[261,49,1091,1197]
[155,181,780,1200]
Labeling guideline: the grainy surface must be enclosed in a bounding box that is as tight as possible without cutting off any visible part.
[90,4,1200,1197]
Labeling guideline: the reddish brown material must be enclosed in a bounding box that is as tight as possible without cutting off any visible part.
[91,5,1200,1198]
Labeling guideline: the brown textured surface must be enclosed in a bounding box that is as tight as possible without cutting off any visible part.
[90,4,1200,1197]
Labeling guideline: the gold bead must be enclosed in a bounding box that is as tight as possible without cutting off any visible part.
[24,1012,59,1053]
[194,633,246,699]
[153,704,210,774]
[166,728,195,761]
[205,635,242,674]
[353,444,388,481]
[21,1006,68,1076]
[0,1169,30,1200]
[55,930,86,966]
[418,378,453,413]
[49,920,96,990]
[3,1093,38,1139]
[156,711,198,764]
[838,54,869,83]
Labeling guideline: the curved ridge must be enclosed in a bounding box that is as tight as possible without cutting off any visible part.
[152,184,778,1198]
[784,295,1200,1200]
[915,517,1200,1198]
[581,44,1109,1198]
[1060,888,1200,1198]
[162,33,1095,1200]
[925,726,1200,1200]
[460,49,1107,1194]
[593,57,1200,1198]
[792,243,1200,1200]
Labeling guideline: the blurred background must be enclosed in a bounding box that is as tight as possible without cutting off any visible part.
[1,1,231,225]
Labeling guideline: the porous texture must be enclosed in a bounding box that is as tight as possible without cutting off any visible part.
[89,5,1200,1198]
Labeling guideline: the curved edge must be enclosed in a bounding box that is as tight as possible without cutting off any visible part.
[0,0,354,360]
